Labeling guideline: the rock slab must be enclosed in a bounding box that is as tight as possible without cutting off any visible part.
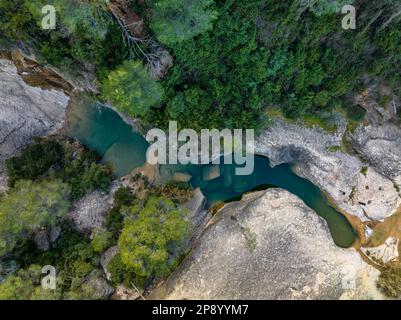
[155,189,383,300]
[0,59,69,191]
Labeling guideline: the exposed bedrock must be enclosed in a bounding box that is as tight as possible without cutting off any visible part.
[255,119,401,221]
[68,190,114,234]
[0,59,69,192]
[350,123,401,184]
[152,189,383,300]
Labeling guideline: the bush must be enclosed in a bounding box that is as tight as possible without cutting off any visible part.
[0,0,126,80]
[118,196,191,280]
[345,104,367,122]
[6,138,113,201]
[0,265,60,300]
[7,225,101,299]
[62,161,113,200]
[107,253,147,289]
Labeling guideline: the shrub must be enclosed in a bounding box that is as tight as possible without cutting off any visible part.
[105,187,137,242]
[118,196,191,280]
[107,253,147,289]
[345,104,367,122]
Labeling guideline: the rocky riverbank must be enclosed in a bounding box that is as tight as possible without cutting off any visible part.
[151,189,384,300]
[1,51,400,300]
[255,118,401,222]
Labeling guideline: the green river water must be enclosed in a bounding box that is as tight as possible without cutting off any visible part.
[65,101,356,248]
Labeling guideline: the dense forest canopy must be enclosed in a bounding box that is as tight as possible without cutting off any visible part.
[1,0,400,130]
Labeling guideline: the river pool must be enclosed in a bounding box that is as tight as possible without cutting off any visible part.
[65,100,356,248]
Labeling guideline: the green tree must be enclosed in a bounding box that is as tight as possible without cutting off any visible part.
[118,196,191,280]
[0,180,70,256]
[102,60,164,117]
[5,139,64,187]
[148,0,217,45]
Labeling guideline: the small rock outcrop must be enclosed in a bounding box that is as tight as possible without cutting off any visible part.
[153,189,383,300]
[32,226,62,252]
[112,285,144,300]
[33,231,51,252]
[0,59,69,192]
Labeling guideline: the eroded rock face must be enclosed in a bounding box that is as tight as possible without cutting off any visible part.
[362,237,399,265]
[351,123,401,184]
[0,59,69,192]
[255,119,401,221]
[154,189,383,300]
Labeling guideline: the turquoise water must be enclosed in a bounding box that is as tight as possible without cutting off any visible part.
[65,101,356,248]
[65,100,149,177]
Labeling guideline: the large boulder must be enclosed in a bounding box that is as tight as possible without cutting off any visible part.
[100,246,119,281]
[255,119,400,221]
[202,165,220,181]
[152,189,383,300]
[84,270,114,300]
[0,58,69,192]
